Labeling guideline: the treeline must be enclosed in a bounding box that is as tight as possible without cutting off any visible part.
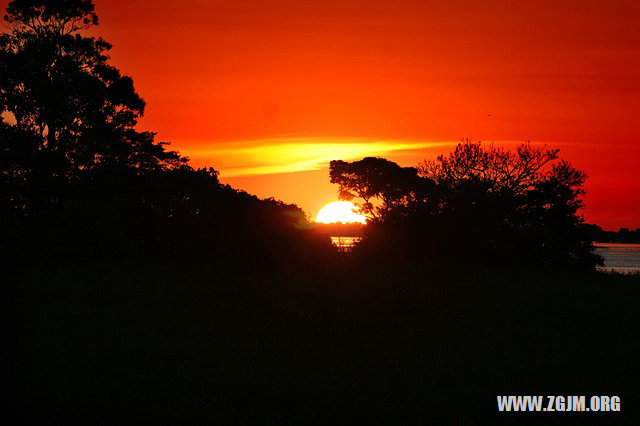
[582,224,640,244]
[3,165,333,268]
[0,0,333,270]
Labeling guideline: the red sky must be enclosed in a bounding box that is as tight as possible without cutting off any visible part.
[7,0,640,228]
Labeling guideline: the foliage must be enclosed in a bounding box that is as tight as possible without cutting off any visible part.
[336,142,601,269]
[0,1,332,266]
[0,0,186,218]
[419,140,559,192]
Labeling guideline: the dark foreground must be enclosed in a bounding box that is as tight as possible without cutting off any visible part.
[7,260,640,425]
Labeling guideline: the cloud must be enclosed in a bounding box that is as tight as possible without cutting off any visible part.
[181,137,458,177]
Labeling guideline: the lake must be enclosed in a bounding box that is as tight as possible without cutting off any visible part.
[330,236,362,251]
[595,243,640,274]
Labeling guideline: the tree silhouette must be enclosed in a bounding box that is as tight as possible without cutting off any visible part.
[419,140,560,193]
[333,142,601,269]
[0,0,187,219]
[0,1,333,267]
[0,0,184,179]
[422,142,598,268]
[329,157,435,222]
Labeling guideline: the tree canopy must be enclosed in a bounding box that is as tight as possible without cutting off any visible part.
[0,0,189,220]
[329,157,435,222]
[0,0,184,180]
[419,140,560,193]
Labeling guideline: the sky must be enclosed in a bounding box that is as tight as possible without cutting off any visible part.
[6,0,639,228]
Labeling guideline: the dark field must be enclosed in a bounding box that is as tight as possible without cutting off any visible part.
[7,259,640,424]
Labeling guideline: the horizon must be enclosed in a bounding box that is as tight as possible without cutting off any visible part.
[3,0,638,229]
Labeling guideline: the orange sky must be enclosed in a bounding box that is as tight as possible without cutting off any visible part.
[7,0,639,228]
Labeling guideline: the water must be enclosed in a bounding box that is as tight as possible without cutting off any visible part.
[595,243,640,274]
[330,236,362,251]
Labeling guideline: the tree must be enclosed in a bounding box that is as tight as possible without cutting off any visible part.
[419,140,559,193]
[331,143,600,269]
[418,141,587,221]
[418,141,599,268]
[0,0,189,220]
[329,157,435,222]
[0,0,185,180]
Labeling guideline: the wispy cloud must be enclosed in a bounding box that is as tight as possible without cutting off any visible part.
[181,137,458,177]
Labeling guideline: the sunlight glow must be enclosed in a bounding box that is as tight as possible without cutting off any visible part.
[182,138,459,177]
[315,201,367,224]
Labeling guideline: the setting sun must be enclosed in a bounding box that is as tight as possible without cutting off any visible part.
[315,201,367,224]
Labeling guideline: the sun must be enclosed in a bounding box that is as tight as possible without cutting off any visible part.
[315,201,367,224]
